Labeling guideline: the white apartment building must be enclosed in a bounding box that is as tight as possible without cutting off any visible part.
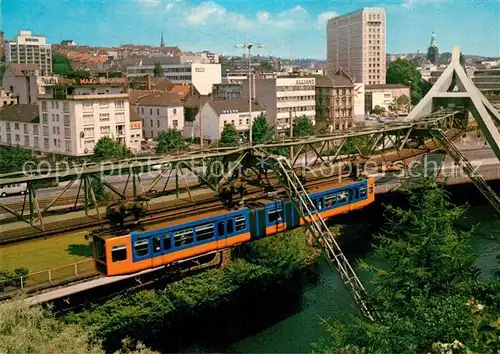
[243,77,316,132]
[185,99,265,141]
[125,57,221,95]
[5,30,52,76]
[137,92,184,139]
[327,8,386,85]
[0,78,132,156]
[365,84,410,112]
[3,64,58,104]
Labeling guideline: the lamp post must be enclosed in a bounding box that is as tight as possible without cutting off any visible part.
[235,42,263,146]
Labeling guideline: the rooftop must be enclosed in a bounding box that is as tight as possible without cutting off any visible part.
[137,91,183,107]
[208,99,265,116]
[315,74,354,88]
[128,90,153,105]
[6,63,39,77]
[0,104,39,123]
[365,84,409,90]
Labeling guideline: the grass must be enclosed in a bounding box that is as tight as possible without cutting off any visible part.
[0,231,93,273]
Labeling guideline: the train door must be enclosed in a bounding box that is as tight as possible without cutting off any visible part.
[216,219,227,249]
[151,234,163,268]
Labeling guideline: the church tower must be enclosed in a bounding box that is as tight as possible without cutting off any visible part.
[160,32,165,48]
[427,31,439,65]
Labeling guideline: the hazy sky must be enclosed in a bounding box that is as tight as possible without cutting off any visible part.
[2,0,499,58]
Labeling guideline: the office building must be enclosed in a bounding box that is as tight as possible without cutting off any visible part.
[5,30,52,75]
[0,77,132,156]
[124,56,221,95]
[137,92,184,139]
[243,76,316,133]
[327,8,386,85]
[365,84,410,112]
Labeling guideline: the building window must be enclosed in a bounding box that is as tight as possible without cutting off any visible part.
[34,137,39,148]
[63,102,70,113]
[65,140,72,152]
[64,115,70,126]
[115,112,125,122]
[42,114,48,124]
[99,101,109,108]
[52,126,56,134]
[41,101,47,112]
[100,126,110,135]
[99,113,110,122]
[157,120,160,128]
[23,124,28,134]
[141,107,144,114]
[33,125,39,135]
[83,114,93,125]
[173,120,178,128]
[83,101,93,111]
[157,109,160,115]
[150,108,153,115]
[84,127,95,138]
[44,138,49,149]
[24,135,29,145]
[115,100,124,109]
[173,108,177,115]
[43,126,49,137]
[150,120,153,127]
[84,140,95,151]
[64,127,71,138]
[14,123,19,130]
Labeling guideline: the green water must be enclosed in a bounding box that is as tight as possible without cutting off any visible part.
[227,235,499,353]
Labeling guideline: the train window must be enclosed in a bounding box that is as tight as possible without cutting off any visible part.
[134,239,149,257]
[235,216,246,231]
[111,245,127,262]
[268,208,283,223]
[325,193,336,207]
[317,199,323,210]
[174,228,194,247]
[163,234,172,250]
[217,221,225,237]
[226,219,234,234]
[360,186,367,197]
[196,223,215,241]
[152,236,161,253]
[338,191,348,204]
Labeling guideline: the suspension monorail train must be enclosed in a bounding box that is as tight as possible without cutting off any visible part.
[93,178,375,276]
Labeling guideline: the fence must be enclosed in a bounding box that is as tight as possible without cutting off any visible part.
[0,259,97,294]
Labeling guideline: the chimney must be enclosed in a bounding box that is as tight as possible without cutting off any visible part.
[147,75,152,90]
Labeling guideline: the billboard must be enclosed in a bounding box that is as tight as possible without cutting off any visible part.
[353,83,365,122]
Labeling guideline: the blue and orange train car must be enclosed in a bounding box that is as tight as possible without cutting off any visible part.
[93,178,375,276]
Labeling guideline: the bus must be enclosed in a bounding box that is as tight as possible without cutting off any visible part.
[0,183,28,198]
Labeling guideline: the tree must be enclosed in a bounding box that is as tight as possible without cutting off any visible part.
[370,105,385,115]
[0,64,6,85]
[0,146,37,174]
[318,183,488,353]
[386,59,423,105]
[52,54,74,76]
[92,137,132,161]
[388,94,410,112]
[293,115,315,137]
[155,129,185,153]
[252,113,273,143]
[219,123,239,146]
[153,62,164,77]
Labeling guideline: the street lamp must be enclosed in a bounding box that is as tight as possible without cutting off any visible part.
[235,42,263,146]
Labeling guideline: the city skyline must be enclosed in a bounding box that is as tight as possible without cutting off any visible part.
[1,0,499,58]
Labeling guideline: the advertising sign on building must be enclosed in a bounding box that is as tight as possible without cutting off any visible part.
[353,83,365,122]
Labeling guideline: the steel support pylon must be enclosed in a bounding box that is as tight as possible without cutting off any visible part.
[432,129,500,214]
[271,155,378,321]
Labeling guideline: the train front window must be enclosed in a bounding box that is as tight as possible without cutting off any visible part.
[94,236,106,262]
[111,245,127,262]
[134,239,149,257]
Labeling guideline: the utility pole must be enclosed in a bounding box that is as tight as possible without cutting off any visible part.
[289,111,294,160]
[199,96,203,149]
[235,42,263,146]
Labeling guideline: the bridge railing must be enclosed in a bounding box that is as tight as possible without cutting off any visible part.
[0,259,96,295]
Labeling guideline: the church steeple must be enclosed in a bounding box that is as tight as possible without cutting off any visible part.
[429,30,437,48]
[160,32,165,47]
[427,30,439,65]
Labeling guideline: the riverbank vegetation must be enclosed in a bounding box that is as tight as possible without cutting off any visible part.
[315,182,500,353]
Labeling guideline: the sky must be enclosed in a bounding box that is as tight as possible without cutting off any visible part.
[1,0,499,59]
